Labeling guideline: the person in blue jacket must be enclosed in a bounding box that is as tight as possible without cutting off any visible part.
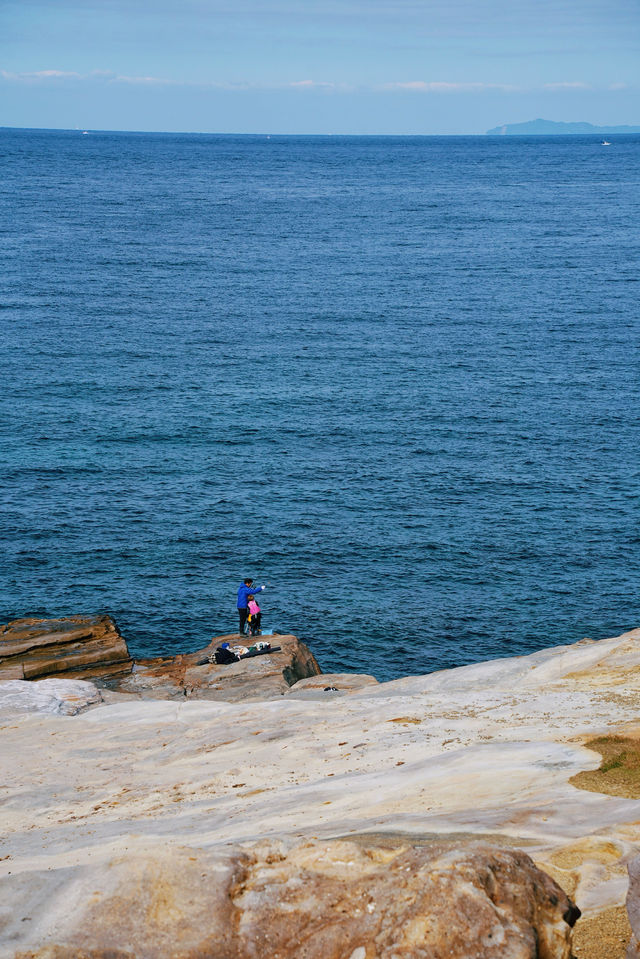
[237,578,266,635]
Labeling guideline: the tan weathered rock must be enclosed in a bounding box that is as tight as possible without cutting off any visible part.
[286,672,379,696]
[0,616,322,702]
[0,615,132,683]
[626,855,640,957]
[113,633,322,701]
[0,838,579,959]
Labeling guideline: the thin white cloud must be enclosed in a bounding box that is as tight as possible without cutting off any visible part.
[0,70,626,98]
[381,79,615,94]
[288,80,337,89]
[543,81,590,90]
[0,69,345,91]
[195,78,352,91]
[31,69,82,78]
[0,68,169,85]
[384,81,432,90]
[1,69,83,80]
[112,75,168,85]
[381,81,519,92]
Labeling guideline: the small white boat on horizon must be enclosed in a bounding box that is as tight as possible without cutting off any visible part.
[601,139,611,145]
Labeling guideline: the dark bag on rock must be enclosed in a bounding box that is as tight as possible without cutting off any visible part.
[214,646,239,664]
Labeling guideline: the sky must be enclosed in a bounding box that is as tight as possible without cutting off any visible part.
[1,0,638,134]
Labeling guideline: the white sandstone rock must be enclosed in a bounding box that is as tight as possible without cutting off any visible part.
[1,627,640,955]
[0,677,102,715]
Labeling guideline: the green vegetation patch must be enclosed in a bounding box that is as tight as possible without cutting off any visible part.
[571,735,640,799]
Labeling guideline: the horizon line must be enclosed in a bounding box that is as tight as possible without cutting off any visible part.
[2,123,639,138]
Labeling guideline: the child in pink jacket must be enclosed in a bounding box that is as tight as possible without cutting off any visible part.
[247,595,262,636]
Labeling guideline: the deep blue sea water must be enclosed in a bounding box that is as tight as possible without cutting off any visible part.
[1,128,638,681]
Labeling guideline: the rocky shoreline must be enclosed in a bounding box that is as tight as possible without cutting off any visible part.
[0,614,326,701]
[2,616,640,957]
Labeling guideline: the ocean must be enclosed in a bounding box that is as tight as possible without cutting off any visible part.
[1,127,638,681]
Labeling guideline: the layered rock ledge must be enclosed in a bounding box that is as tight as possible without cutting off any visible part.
[2,618,640,957]
[0,615,323,702]
[0,614,132,683]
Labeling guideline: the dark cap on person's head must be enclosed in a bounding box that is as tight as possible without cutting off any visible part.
[244,577,253,585]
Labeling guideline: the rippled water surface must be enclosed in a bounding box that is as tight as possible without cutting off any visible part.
[1,128,638,680]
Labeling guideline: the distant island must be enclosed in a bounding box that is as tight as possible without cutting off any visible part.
[486,118,640,135]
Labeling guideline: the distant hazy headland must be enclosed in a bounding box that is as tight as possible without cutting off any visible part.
[487,118,640,135]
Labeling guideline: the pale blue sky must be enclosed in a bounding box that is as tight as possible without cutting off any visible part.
[1,0,638,133]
